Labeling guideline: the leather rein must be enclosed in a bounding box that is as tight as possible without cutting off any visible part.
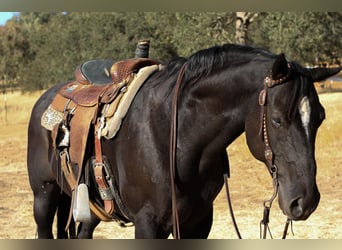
[169,63,187,239]
[169,62,294,239]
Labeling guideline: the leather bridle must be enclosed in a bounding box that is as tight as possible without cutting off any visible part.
[257,63,293,239]
[224,63,294,239]
[169,62,294,239]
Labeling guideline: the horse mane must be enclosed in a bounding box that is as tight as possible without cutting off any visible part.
[184,44,275,82]
[162,44,314,122]
[159,44,275,84]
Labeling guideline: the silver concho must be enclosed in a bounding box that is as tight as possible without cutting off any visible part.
[41,105,63,131]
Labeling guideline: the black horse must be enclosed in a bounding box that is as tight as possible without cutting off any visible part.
[27,44,341,238]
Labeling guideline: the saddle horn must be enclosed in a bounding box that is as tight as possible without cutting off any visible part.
[135,39,150,58]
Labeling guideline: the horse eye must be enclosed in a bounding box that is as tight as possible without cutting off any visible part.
[271,117,282,127]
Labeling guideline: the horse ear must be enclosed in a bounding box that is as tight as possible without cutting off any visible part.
[308,66,342,82]
[271,53,289,80]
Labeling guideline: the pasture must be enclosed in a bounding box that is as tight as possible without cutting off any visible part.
[0,85,341,239]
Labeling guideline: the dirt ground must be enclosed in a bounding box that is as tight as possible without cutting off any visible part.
[0,91,341,239]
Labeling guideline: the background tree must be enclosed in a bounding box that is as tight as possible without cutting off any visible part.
[251,12,342,65]
[0,18,29,89]
[235,12,258,45]
[0,12,340,91]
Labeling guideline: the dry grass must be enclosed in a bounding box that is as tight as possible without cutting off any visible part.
[0,90,44,126]
[0,89,341,239]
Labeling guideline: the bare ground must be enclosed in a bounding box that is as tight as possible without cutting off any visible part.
[0,91,341,239]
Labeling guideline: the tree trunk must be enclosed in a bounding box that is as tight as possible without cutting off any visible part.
[235,12,258,45]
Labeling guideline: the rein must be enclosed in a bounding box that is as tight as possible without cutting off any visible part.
[169,63,187,239]
[169,62,294,239]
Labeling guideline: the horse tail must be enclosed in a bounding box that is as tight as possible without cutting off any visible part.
[57,192,76,239]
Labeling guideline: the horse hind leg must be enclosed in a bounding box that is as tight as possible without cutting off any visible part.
[32,181,62,239]
[56,192,76,239]
[52,189,99,239]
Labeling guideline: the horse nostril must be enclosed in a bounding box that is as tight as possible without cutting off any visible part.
[290,198,304,219]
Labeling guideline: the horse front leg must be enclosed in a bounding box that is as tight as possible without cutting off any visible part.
[76,213,101,239]
[178,205,213,239]
[133,204,170,239]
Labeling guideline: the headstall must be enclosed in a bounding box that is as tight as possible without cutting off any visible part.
[225,63,295,239]
[257,63,293,239]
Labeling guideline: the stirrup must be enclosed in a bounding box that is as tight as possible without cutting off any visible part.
[72,183,91,222]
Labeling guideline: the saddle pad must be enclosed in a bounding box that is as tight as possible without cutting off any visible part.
[101,64,162,139]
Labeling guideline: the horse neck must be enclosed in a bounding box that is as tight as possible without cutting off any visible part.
[177,66,264,151]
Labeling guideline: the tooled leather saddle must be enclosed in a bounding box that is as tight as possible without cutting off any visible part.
[59,58,157,106]
[47,57,157,224]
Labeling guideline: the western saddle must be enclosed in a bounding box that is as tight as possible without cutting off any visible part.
[46,48,158,226]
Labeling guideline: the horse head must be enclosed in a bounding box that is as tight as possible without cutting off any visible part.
[245,54,341,221]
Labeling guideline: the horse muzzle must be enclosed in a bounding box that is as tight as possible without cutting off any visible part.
[279,187,320,221]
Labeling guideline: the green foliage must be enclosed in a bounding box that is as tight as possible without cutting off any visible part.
[251,12,342,65]
[0,12,340,91]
